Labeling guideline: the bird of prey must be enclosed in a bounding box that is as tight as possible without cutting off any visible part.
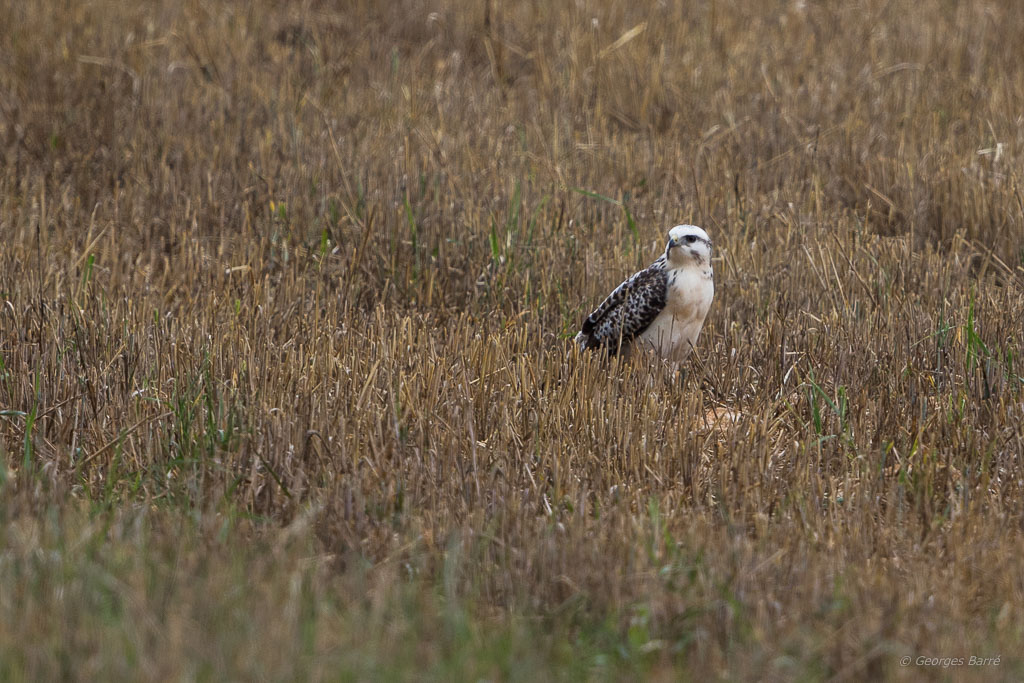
[575,224,714,360]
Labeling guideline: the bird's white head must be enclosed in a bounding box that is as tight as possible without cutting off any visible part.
[666,224,712,266]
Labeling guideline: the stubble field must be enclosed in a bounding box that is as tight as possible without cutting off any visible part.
[2,0,1024,679]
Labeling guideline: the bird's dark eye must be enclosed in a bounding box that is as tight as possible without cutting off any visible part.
[685,235,697,243]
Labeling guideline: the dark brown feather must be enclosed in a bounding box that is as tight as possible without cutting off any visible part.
[578,258,668,354]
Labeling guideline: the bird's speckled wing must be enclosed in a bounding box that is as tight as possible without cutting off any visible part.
[576,263,668,354]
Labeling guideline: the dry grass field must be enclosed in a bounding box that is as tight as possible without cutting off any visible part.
[3,0,1024,679]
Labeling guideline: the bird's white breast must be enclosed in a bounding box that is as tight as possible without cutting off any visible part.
[638,266,714,360]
